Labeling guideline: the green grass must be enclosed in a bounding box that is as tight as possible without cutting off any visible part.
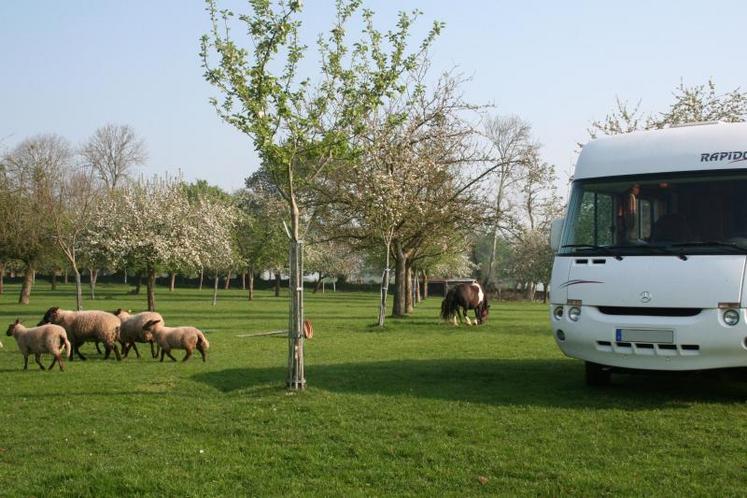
[1,283,747,497]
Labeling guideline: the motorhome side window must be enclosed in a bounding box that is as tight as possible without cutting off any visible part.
[559,172,747,255]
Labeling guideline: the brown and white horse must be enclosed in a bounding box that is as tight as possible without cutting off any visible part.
[440,282,489,326]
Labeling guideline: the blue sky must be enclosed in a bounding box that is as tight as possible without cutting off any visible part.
[2,1,746,192]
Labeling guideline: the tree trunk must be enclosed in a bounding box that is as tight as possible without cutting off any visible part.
[378,243,392,326]
[169,272,176,292]
[63,269,68,284]
[224,272,231,290]
[414,270,421,304]
[134,274,142,295]
[287,239,305,390]
[88,268,96,300]
[484,226,500,291]
[313,272,324,293]
[248,267,254,301]
[198,268,204,290]
[123,268,128,284]
[0,262,5,295]
[542,281,549,304]
[423,271,429,299]
[51,270,57,290]
[212,275,219,306]
[274,272,281,297]
[73,268,83,311]
[392,241,408,317]
[19,265,33,304]
[146,266,156,311]
[241,272,246,291]
[405,264,414,314]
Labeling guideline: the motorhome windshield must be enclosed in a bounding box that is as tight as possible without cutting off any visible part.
[559,171,747,256]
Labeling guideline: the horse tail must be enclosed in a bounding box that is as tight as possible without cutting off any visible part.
[440,297,450,320]
[440,290,458,321]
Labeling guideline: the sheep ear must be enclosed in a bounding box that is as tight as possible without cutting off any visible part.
[14,319,19,324]
[114,308,122,315]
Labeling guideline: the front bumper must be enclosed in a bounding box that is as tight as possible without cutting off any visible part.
[549,305,747,371]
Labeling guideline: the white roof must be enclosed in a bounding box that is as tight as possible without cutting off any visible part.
[574,122,747,180]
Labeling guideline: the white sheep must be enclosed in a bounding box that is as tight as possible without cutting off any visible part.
[6,319,71,371]
[113,308,164,359]
[142,319,209,362]
[38,307,121,361]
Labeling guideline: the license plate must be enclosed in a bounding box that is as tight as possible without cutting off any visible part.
[615,328,674,344]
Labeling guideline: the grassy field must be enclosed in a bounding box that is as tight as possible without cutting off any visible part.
[1,283,747,497]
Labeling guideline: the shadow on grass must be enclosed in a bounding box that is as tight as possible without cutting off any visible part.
[192,358,747,409]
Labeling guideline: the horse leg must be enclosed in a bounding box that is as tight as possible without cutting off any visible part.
[464,307,473,326]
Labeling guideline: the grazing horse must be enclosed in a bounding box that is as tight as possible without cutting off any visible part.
[440,282,489,326]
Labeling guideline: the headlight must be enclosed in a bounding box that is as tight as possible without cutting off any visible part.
[568,307,581,321]
[553,306,564,320]
[724,309,740,326]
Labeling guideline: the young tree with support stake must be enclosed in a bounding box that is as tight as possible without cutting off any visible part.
[201,0,442,389]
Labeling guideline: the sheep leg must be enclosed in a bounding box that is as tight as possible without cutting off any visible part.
[131,343,141,359]
[182,348,193,362]
[75,342,87,361]
[95,342,103,354]
[197,343,207,362]
[121,342,130,358]
[150,341,157,358]
[49,353,64,371]
[160,348,165,362]
[166,350,177,362]
[23,354,29,370]
[34,353,46,371]
[103,343,122,361]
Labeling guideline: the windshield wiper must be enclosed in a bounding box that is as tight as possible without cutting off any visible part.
[668,241,747,254]
[625,244,689,260]
[561,244,623,260]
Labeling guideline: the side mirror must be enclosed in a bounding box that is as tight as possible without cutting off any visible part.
[550,218,564,252]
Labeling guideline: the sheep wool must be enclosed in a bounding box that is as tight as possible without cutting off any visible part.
[143,319,209,363]
[39,307,122,361]
[113,309,164,359]
[5,320,71,371]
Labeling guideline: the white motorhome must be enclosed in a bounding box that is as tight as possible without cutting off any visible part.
[549,122,747,385]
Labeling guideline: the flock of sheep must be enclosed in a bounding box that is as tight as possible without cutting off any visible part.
[4,307,210,371]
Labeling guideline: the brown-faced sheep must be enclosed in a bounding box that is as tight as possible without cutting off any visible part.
[113,308,163,359]
[38,307,121,361]
[6,319,71,371]
[142,319,209,362]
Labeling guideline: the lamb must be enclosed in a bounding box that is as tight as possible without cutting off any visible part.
[6,319,71,371]
[113,308,163,359]
[142,319,209,362]
[38,307,121,361]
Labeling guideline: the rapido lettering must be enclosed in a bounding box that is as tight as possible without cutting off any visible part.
[700,151,747,163]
